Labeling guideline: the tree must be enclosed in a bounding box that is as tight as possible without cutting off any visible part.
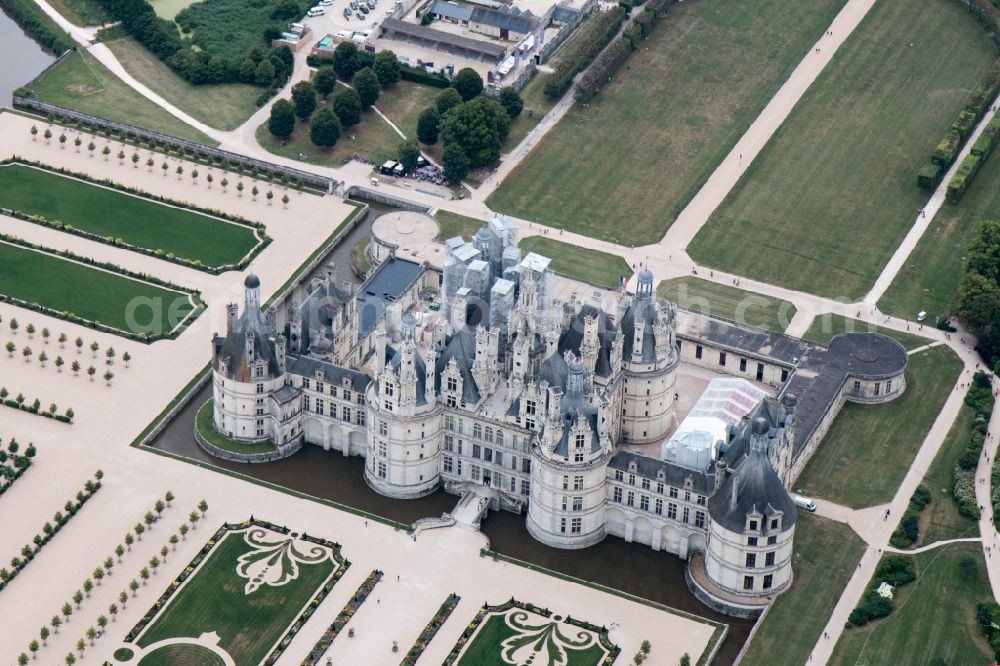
[255,59,276,86]
[51,615,61,633]
[441,97,510,167]
[26,323,34,339]
[170,534,179,550]
[435,87,463,115]
[332,87,362,128]
[398,139,421,171]
[40,626,49,645]
[106,347,115,364]
[71,360,80,375]
[74,136,81,152]
[87,141,95,157]
[28,641,39,658]
[117,149,125,164]
[266,190,274,205]
[145,510,156,527]
[58,332,66,348]
[9,318,17,334]
[61,602,71,621]
[128,579,139,596]
[442,143,470,183]
[43,128,51,143]
[104,370,114,386]
[417,107,440,146]
[124,533,134,550]
[282,193,290,208]
[59,133,67,149]
[332,42,359,80]
[139,567,149,584]
[6,341,14,357]
[97,614,108,631]
[374,50,401,87]
[131,151,139,167]
[85,626,95,645]
[237,181,245,197]
[679,654,691,666]
[165,490,175,506]
[115,544,125,561]
[640,640,651,656]
[310,107,342,149]
[251,185,259,200]
[161,161,168,176]
[123,351,131,368]
[19,652,28,665]
[314,66,337,99]
[190,510,200,527]
[38,350,47,366]
[109,603,118,621]
[22,346,32,362]
[134,523,144,540]
[65,654,75,666]
[191,168,199,184]
[102,145,110,160]
[353,67,380,108]
[291,80,318,120]
[118,591,128,606]
[198,499,208,515]
[30,125,37,140]
[72,590,83,607]
[452,67,483,101]
[146,157,154,171]
[176,165,184,180]
[268,99,295,140]
[179,524,189,540]
[498,86,524,118]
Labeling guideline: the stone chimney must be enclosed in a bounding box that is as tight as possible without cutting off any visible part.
[226,303,239,333]
[275,334,286,372]
[245,331,255,364]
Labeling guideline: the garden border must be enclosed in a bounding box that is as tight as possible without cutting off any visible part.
[399,592,461,666]
[302,569,384,665]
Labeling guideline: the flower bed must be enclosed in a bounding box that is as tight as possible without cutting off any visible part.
[302,569,384,665]
[0,470,101,592]
[399,593,460,666]
[0,157,271,274]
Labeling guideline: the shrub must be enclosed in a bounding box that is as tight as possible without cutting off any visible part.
[575,36,633,104]
[917,162,942,190]
[973,133,994,159]
[848,589,894,627]
[932,130,962,167]
[947,152,982,203]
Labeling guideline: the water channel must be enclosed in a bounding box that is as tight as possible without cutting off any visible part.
[147,202,754,663]
[0,7,57,107]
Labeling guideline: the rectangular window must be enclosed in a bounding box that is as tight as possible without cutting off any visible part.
[473,444,482,459]
[510,455,518,471]
[641,478,650,490]
[749,520,758,531]
[615,469,624,481]
[560,518,567,534]
[520,479,530,496]
[768,535,777,545]
[444,434,454,452]
[444,415,455,430]
[484,447,493,463]
[342,407,351,423]
[639,495,649,511]
[357,411,365,427]
[315,381,324,394]
[695,511,705,529]
[315,399,325,416]
[495,451,503,467]
[627,491,635,507]
[628,474,636,486]
[613,487,623,503]
[695,345,703,360]
[256,383,264,394]
[763,575,773,590]
[682,507,689,523]
[378,441,386,457]
[379,421,388,436]
[571,518,582,534]
[473,423,482,438]
[669,487,678,499]
[697,495,706,506]
[886,380,892,393]
[684,490,691,502]
[770,518,779,530]
[471,465,481,482]
[746,553,756,568]
[303,378,311,390]
[525,400,536,415]
[443,456,453,473]
[655,498,663,515]
[756,363,764,381]
[874,382,881,396]
[739,358,747,372]
[657,482,664,494]
[303,396,311,412]
[377,461,386,478]
[574,452,584,462]
[667,503,677,520]
[522,459,531,474]
[743,576,754,591]
[748,536,758,546]
[765,551,775,567]
[573,475,584,490]
[719,352,727,366]
[562,475,569,490]
[572,497,583,511]
[457,459,463,476]
[853,380,861,391]
[780,369,789,382]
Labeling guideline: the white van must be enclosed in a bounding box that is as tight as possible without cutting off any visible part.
[793,495,816,512]
[307,6,325,16]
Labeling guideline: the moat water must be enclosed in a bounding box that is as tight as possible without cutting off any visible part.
[147,202,754,662]
[0,8,57,107]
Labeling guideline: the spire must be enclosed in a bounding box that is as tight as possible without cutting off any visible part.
[244,273,261,313]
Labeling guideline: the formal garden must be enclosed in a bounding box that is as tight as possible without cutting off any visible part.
[0,238,200,341]
[796,345,962,508]
[689,0,998,299]
[487,0,846,245]
[125,519,348,666]
[0,160,265,270]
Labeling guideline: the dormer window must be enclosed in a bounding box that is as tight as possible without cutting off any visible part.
[525,400,536,416]
[255,365,264,379]
[770,517,780,530]
[575,433,586,449]
[749,519,759,531]
[447,377,457,392]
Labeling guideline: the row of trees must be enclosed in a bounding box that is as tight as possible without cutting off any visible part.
[0,438,37,493]
[267,46,403,151]
[412,69,523,183]
[16,494,208,665]
[955,219,1000,366]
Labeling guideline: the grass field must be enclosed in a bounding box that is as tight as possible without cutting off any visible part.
[880,143,1000,322]
[377,81,443,145]
[137,528,337,665]
[486,0,846,246]
[739,514,865,666]
[518,236,632,289]
[45,0,109,26]
[104,37,261,131]
[257,105,398,166]
[0,241,194,334]
[917,402,981,544]
[175,0,310,61]
[457,613,608,666]
[435,210,485,239]
[196,400,276,454]
[656,277,797,332]
[138,644,226,665]
[796,345,962,508]
[830,544,994,666]
[802,313,933,350]
[26,50,217,145]
[690,0,997,299]
[0,164,258,267]
[502,69,557,151]
[147,0,196,20]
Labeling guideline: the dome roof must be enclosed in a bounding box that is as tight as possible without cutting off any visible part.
[244,273,261,289]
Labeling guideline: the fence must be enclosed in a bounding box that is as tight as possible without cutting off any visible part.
[11,96,338,193]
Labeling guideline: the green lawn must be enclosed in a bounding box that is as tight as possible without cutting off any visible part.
[104,37,261,131]
[739,514,865,666]
[502,68,557,152]
[196,400,276,454]
[147,0,197,19]
[796,345,963,508]
[377,81,443,146]
[880,140,1000,322]
[918,402,981,544]
[690,0,997,300]
[657,277,797,333]
[518,236,632,289]
[257,105,400,167]
[435,210,485,239]
[802,313,934,351]
[487,0,846,246]
[457,613,608,666]
[26,49,217,145]
[137,529,337,665]
[830,544,995,666]
[0,164,259,267]
[45,0,109,26]
[0,241,194,334]
[138,644,226,665]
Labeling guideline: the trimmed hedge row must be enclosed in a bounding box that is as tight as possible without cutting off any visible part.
[2,157,271,274]
[543,6,627,99]
[0,0,74,54]
[0,389,74,423]
[0,470,102,592]
[919,58,1000,189]
[303,569,382,665]
[947,152,983,202]
[399,593,460,666]
[309,51,451,89]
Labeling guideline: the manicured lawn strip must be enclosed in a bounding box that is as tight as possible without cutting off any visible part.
[487,0,846,246]
[656,277,797,333]
[802,313,934,351]
[829,544,994,666]
[456,614,607,666]
[739,514,864,666]
[502,68,557,151]
[104,37,261,131]
[26,49,218,145]
[435,209,484,239]
[0,240,194,334]
[137,644,225,665]
[0,164,259,267]
[136,530,336,665]
[690,0,997,299]
[880,138,1000,321]
[196,399,276,454]
[44,0,109,26]
[796,345,962,508]
[918,402,981,544]
[518,236,631,289]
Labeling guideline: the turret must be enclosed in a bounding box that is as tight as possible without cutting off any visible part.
[244,273,261,312]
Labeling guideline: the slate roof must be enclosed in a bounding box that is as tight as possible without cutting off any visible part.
[213,303,280,382]
[356,257,423,339]
[709,430,797,534]
[380,18,508,60]
[286,353,372,393]
[620,296,659,364]
[551,364,601,456]
[608,450,714,495]
[558,304,616,378]
[435,327,481,404]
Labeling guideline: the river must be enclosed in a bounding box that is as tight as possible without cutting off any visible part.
[0,6,58,107]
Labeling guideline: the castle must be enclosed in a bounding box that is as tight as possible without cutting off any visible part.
[207,214,908,616]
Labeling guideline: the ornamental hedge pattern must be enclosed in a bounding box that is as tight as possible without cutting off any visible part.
[302,569,383,665]
[399,593,461,665]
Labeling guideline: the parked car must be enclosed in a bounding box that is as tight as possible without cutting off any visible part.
[359,5,369,13]
[307,6,325,15]
[350,1,358,9]
[344,8,352,17]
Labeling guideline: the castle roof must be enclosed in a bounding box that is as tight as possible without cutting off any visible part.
[213,302,280,382]
[620,296,659,364]
[435,327,481,405]
[558,304,616,377]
